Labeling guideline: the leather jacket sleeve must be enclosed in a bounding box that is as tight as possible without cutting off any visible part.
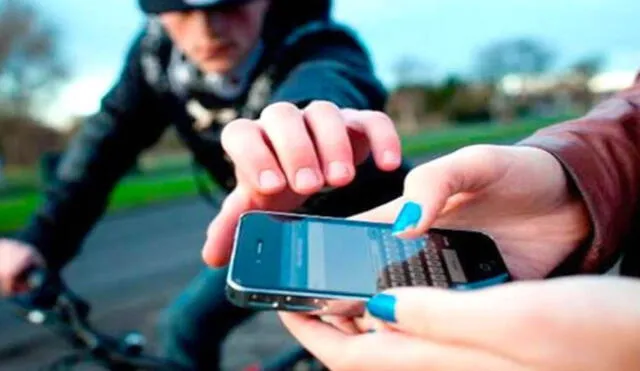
[16,31,170,270]
[518,74,640,275]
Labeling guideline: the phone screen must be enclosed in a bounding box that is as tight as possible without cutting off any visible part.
[230,212,510,297]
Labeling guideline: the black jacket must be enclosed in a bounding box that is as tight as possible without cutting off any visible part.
[17,2,411,270]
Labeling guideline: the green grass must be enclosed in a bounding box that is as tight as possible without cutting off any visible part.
[0,172,216,234]
[401,116,568,156]
[0,116,571,234]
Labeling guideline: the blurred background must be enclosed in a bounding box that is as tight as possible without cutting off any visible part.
[0,0,638,369]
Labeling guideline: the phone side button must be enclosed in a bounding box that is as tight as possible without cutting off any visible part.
[282,303,319,312]
[250,302,281,310]
[451,273,510,291]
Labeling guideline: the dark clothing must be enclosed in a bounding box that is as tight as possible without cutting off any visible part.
[138,0,254,14]
[17,11,408,270]
[519,73,640,277]
[157,267,251,370]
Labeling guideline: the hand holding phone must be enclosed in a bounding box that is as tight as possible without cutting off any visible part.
[226,211,511,316]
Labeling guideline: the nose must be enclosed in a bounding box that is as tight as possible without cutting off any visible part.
[194,9,229,38]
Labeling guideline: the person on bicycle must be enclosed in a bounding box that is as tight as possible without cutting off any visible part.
[0,0,410,369]
[270,75,640,370]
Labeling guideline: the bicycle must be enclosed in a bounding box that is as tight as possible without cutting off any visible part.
[7,268,325,371]
[7,268,180,370]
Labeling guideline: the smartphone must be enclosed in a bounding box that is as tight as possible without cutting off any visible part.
[226,211,511,316]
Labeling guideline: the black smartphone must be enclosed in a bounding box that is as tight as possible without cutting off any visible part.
[226,211,511,316]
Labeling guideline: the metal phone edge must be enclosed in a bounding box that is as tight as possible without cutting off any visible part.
[225,278,368,317]
[226,211,369,316]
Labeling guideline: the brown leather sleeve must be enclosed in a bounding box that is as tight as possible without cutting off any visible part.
[517,73,640,274]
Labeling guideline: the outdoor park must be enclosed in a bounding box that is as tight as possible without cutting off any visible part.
[0,0,637,370]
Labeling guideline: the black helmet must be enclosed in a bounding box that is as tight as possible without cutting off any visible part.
[139,0,333,47]
[139,0,255,13]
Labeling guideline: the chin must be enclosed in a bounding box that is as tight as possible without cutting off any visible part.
[198,59,238,74]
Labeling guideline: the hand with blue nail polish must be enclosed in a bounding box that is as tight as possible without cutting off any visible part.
[348,144,592,280]
[280,276,640,371]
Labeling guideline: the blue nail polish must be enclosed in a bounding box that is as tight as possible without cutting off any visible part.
[391,201,422,235]
[366,294,397,323]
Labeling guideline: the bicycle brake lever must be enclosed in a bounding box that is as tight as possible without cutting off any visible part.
[12,268,61,308]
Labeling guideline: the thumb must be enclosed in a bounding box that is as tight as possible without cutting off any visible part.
[365,286,488,337]
[364,278,615,345]
[202,186,253,267]
[391,147,504,239]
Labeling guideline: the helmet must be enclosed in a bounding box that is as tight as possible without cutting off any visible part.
[139,0,255,14]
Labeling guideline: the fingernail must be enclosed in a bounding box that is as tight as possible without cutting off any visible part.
[366,294,397,323]
[328,161,351,180]
[295,167,320,189]
[391,201,422,235]
[383,151,401,166]
[259,170,283,190]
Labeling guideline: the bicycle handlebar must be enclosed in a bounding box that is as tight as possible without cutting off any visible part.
[8,268,179,370]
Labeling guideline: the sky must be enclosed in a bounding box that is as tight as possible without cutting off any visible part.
[35,0,640,129]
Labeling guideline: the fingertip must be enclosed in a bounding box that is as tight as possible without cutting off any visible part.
[201,237,225,267]
[366,293,397,323]
[292,167,325,195]
[325,161,355,187]
[257,169,287,194]
[202,246,232,268]
[390,201,423,236]
[380,150,402,171]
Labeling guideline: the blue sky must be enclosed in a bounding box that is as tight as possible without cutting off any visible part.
[36,0,640,128]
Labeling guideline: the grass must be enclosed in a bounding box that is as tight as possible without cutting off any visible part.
[0,116,571,234]
[401,116,568,156]
[0,172,216,234]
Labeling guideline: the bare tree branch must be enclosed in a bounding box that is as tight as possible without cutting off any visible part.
[0,0,68,114]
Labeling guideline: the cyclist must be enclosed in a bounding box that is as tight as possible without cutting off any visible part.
[0,0,410,369]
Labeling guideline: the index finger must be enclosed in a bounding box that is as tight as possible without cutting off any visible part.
[342,109,402,171]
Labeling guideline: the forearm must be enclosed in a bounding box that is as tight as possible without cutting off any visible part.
[16,28,168,270]
[518,77,640,273]
[16,113,154,270]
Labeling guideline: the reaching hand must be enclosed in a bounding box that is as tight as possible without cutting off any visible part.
[202,101,402,267]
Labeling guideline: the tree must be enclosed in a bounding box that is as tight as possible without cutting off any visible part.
[0,0,67,115]
[476,37,555,84]
[388,56,433,132]
[570,54,606,111]
[571,54,605,80]
[475,38,556,123]
[392,55,432,87]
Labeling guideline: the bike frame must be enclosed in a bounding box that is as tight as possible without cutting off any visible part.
[6,268,324,371]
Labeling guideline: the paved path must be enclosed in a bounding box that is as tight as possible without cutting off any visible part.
[0,198,299,370]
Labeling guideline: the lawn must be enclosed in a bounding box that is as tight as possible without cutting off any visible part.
[0,173,215,234]
[0,117,568,234]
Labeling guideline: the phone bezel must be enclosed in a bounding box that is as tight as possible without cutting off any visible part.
[226,210,509,303]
